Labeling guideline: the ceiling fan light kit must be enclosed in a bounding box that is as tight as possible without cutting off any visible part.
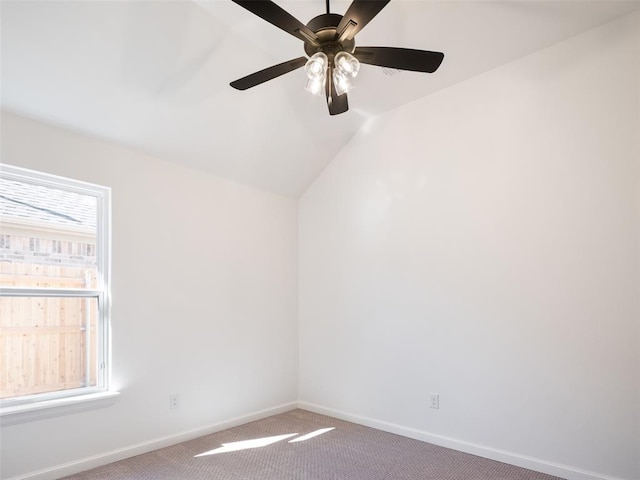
[230,0,445,115]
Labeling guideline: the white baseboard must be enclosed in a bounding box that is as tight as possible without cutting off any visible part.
[7,401,629,480]
[7,402,298,480]
[297,402,627,480]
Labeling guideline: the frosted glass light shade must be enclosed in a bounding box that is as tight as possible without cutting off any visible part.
[334,51,360,78]
[333,70,353,96]
[305,52,329,79]
[305,76,326,96]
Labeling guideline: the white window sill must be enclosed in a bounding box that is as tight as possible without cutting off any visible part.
[0,391,120,426]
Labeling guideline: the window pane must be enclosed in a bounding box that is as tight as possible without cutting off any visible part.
[0,297,99,399]
[0,178,98,289]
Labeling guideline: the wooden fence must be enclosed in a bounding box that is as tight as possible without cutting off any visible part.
[0,263,97,399]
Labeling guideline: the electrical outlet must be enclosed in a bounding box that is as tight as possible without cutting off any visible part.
[429,394,439,409]
[169,394,179,410]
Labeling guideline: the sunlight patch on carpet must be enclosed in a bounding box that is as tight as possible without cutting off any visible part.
[194,433,298,457]
[289,427,335,443]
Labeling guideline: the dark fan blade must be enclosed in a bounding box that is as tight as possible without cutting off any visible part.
[336,0,390,41]
[231,1,319,45]
[230,57,307,90]
[326,68,348,115]
[354,47,444,73]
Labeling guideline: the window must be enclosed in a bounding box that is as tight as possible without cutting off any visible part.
[0,164,112,415]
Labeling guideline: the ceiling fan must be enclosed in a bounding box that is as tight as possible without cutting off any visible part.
[230,0,444,115]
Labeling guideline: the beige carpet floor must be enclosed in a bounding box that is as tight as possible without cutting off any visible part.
[61,409,565,480]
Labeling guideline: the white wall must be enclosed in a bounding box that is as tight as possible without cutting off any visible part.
[0,112,298,479]
[299,12,640,480]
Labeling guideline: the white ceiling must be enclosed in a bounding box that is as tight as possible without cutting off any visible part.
[2,0,639,197]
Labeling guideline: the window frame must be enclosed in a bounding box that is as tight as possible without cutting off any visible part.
[0,164,113,417]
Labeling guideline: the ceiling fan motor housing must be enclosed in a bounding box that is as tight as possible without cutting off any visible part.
[303,14,356,63]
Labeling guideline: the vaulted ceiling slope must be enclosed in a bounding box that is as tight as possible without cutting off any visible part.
[2,0,639,197]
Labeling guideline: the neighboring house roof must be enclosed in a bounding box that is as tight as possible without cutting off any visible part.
[0,178,96,230]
